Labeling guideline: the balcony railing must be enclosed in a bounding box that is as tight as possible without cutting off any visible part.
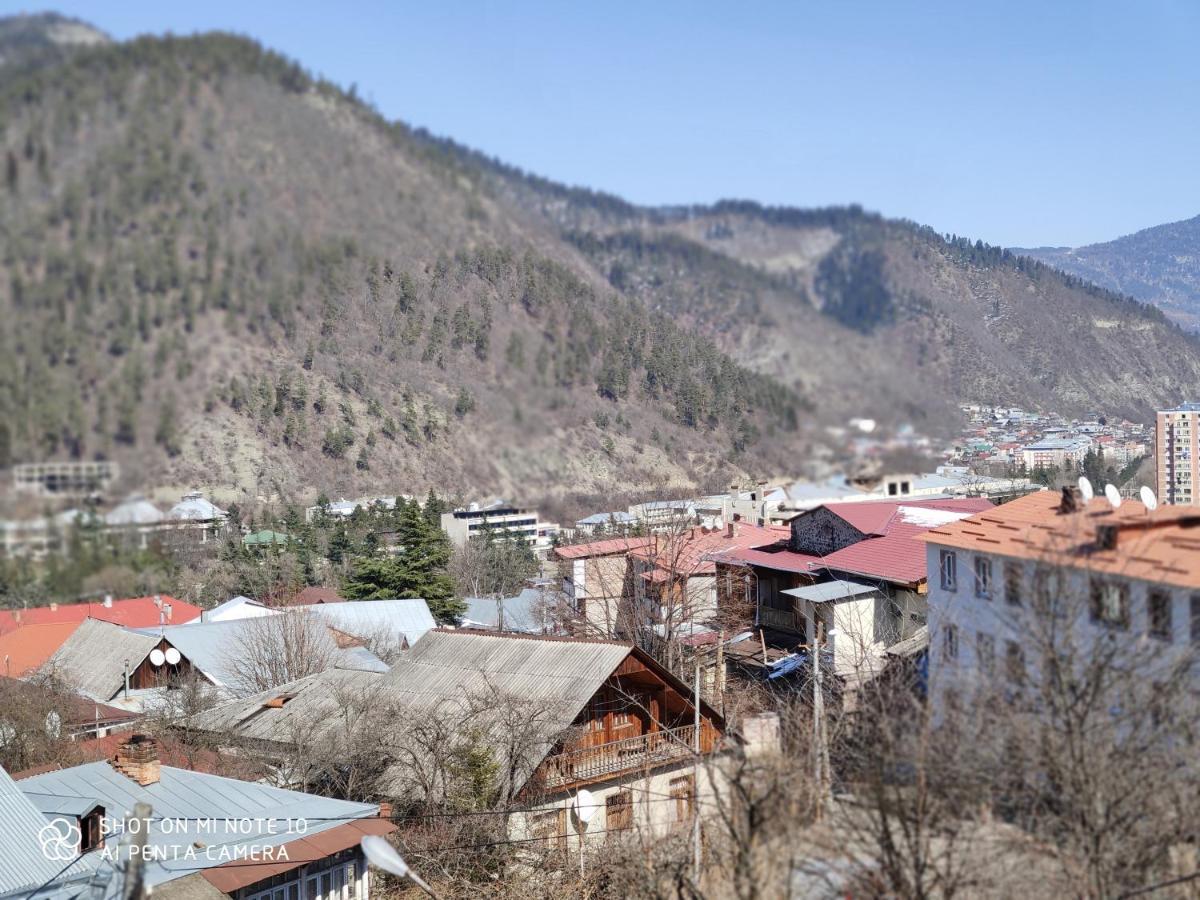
[539,725,709,789]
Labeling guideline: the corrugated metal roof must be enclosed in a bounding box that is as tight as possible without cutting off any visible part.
[104,497,164,526]
[18,761,380,891]
[783,580,879,604]
[44,619,160,702]
[307,598,435,648]
[462,589,548,633]
[0,764,67,896]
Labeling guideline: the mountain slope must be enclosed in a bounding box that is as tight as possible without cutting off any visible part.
[0,32,805,512]
[1,21,1198,516]
[1014,215,1200,330]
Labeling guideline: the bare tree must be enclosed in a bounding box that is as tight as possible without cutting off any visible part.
[222,610,337,696]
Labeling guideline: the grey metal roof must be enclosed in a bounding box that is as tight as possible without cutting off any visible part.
[18,761,379,892]
[190,631,637,799]
[0,764,67,897]
[165,492,226,521]
[782,580,879,604]
[139,618,388,693]
[187,668,390,745]
[462,589,549,633]
[307,598,435,648]
[44,619,160,702]
[103,497,164,526]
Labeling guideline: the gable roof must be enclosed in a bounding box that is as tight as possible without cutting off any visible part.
[921,491,1200,591]
[0,764,66,895]
[0,677,138,731]
[817,499,992,586]
[553,535,653,560]
[290,586,345,605]
[189,630,723,800]
[0,595,202,635]
[633,524,784,576]
[44,619,162,702]
[17,760,386,893]
[463,588,551,633]
[306,598,435,648]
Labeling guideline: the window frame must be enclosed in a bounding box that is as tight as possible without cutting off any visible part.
[1090,580,1130,630]
[605,790,634,834]
[943,623,959,660]
[669,774,695,825]
[973,556,992,600]
[939,550,958,592]
[1148,590,1173,642]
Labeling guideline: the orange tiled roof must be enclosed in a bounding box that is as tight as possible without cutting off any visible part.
[0,622,82,676]
[920,491,1200,591]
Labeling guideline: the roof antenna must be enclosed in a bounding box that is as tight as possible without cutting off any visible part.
[1104,484,1122,510]
[1139,485,1158,512]
[1077,476,1094,503]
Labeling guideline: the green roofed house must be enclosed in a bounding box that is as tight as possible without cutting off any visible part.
[242,529,289,549]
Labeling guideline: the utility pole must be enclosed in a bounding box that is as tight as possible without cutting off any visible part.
[692,661,702,885]
[122,802,152,900]
[812,626,831,822]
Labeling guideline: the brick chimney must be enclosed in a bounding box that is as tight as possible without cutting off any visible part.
[112,733,161,786]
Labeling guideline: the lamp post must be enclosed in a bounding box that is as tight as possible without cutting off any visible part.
[360,835,439,899]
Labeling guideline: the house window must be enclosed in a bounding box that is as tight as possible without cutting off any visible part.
[939,551,957,592]
[1005,641,1025,685]
[973,557,991,599]
[529,809,567,850]
[900,481,911,495]
[1090,581,1129,629]
[943,624,959,660]
[669,775,695,825]
[1148,591,1173,642]
[80,807,105,853]
[1005,563,1023,607]
[606,791,634,833]
[976,632,995,675]
[1191,595,1200,643]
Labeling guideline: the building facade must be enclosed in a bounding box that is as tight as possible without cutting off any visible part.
[1157,402,1200,505]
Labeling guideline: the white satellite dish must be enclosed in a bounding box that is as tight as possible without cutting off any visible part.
[149,648,166,667]
[1104,484,1122,509]
[572,789,600,826]
[1139,486,1158,512]
[1077,476,1094,502]
[164,647,181,666]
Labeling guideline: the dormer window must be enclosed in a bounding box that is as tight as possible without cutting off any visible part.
[81,806,105,852]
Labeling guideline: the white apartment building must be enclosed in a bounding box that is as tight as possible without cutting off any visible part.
[923,489,1200,710]
[1157,402,1200,506]
[441,500,557,556]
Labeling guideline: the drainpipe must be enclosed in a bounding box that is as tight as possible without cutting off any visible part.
[124,659,131,699]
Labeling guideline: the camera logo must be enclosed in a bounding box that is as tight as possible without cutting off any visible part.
[38,817,80,862]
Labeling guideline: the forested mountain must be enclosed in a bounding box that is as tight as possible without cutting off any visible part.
[1,18,1198,514]
[1014,215,1200,330]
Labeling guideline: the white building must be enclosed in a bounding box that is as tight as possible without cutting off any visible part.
[923,488,1200,712]
[441,501,556,556]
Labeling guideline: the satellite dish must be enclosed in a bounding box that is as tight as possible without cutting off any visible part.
[1139,486,1158,512]
[1077,476,1094,502]
[149,648,166,667]
[572,789,600,826]
[164,647,181,666]
[1104,484,1122,509]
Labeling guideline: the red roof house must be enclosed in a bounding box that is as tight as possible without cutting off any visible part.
[0,595,202,635]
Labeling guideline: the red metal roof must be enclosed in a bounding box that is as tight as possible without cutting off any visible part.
[631,524,782,576]
[0,595,202,635]
[553,536,653,560]
[0,622,82,676]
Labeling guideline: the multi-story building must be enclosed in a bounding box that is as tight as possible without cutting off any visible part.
[553,536,654,637]
[11,460,119,497]
[1020,436,1092,471]
[1156,402,1200,505]
[922,489,1200,710]
[441,500,555,555]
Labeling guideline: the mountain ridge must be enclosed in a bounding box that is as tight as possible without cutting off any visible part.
[1,18,1198,518]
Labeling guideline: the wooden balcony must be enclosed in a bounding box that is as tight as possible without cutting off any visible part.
[538,725,712,790]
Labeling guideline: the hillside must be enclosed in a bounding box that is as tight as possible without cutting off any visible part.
[1014,214,1200,330]
[2,21,1199,516]
[0,31,806,515]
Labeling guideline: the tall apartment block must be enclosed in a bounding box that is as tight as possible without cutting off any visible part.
[1156,403,1200,505]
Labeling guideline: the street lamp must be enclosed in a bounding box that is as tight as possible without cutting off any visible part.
[360,835,439,899]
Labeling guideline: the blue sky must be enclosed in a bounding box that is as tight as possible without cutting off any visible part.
[9,0,1199,247]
